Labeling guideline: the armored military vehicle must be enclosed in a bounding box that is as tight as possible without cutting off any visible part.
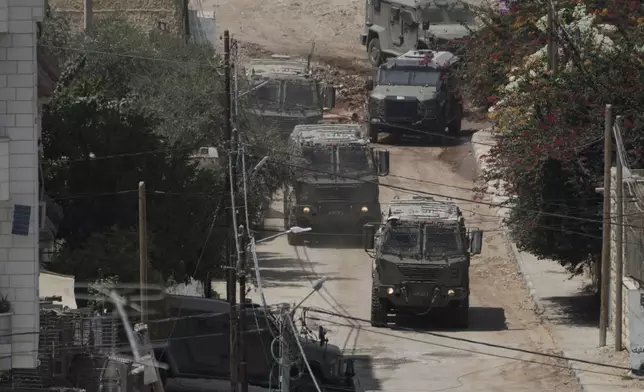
[246,55,336,135]
[149,294,358,390]
[362,196,483,327]
[360,0,477,67]
[366,50,463,144]
[284,124,390,245]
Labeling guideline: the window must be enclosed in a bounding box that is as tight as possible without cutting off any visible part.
[373,0,381,12]
[383,226,421,257]
[379,69,442,86]
[302,147,334,173]
[337,146,372,173]
[252,81,281,109]
[424,226,462,258]
[284,81,318,110]
[391,7,400,22]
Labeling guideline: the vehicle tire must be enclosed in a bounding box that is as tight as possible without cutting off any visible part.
[368,124,379,143]
[287,232,304,246]
[368,38,384,67]
[370,284,387,327]
[448,104,463,137]
[452,296,469,329]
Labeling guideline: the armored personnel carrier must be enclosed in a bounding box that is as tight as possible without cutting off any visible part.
[360,0,477,67]
[363,196,483,327]
[246,55,336,135]
[366,49,463,144]
[284,123,390,245]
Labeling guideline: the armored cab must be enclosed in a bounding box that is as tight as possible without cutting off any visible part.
[363,196,483,328]
[365,50,463,144]
[245,55,336,135]
[284,124,390,245]
[360,0,478,67]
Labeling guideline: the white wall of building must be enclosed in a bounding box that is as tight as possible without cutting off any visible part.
[0,0,44,369]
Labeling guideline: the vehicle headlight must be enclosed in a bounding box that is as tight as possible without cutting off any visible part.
[360,206,369,212]
[303,207,310,213]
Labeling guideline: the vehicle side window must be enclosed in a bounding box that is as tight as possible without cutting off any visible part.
[373,0,381,12]
[391,7,400,23]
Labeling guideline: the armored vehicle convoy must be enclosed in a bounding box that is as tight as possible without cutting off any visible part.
[360,0,477,67]
[366,50,463,144]
[363,196,483,327]
[284,124,390,245]
[246,55,336,135]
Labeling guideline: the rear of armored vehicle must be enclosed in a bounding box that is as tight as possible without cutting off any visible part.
[363,196,483,327]
[284,124,390,245]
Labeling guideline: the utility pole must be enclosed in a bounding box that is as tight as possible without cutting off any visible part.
[83,0,92,31]
[599,104,613,347]
[138,181,148,324]
[279,303,291,392]
[183,0,191,43]
[546,0,558,73]
[238,226,248,392]
[615,115,624,352]
[224,30,239,392]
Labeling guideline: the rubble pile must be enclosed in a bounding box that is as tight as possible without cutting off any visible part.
[314,63,371,120]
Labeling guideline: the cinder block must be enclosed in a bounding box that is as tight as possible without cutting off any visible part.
[14,114,33,127]
[7,75,33,88]
[7,127,33,141]
[7,101,33,114]
[8,248,34,262]
[9,153,35,168]
[9,140,34,154]
[9,275,33,288]
[15,87,32,100]
[10,180,35,194]
[8,7,32,21]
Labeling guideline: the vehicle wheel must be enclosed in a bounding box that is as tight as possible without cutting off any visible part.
[368,124,379,143]
[287,232,304,246]
[451,296,469,329]
[368,38,384,67]
[448,105,463,137]
[370,284,387,327]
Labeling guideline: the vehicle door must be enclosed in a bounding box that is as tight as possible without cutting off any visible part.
[400,8,419,52]
[243,310,276,383]
[168,307,229,377]
[389,5,403,47]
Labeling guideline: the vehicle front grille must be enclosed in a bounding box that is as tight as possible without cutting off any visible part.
[397,264,444,282]
[385,100,418,121]
[315,186,355,200]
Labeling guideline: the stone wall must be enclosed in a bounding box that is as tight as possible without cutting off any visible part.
[48,0,185,35]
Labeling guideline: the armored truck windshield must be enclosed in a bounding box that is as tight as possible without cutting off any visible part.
[338,145,372,173]
[379,68,442,86]
[302,146,334,172]
[284,80,319,109]
[382,224,463,258]
[252,81,280,109]
[422,7,476,26]
[383,225,421,257]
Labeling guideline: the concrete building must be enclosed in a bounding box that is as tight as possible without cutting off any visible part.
[0,0,59,371]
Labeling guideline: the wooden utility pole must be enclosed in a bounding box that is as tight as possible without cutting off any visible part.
[547,0,557,73]
[224,30,239,392]
[138,181,148,324]
[83,0,92,30]
[279,304,291,392]
[599,104,613,347]
[615,115,624,352]
[238,226,248,392]
[183,0,191,43]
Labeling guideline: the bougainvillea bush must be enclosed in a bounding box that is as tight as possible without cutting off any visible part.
[461,0,644,273]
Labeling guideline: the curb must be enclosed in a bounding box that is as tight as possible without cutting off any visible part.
[470,129,585,391]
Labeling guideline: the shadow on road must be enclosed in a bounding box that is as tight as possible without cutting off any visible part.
[345,355,382,392]
[304,234,363,249]
[542,292,600,327]
[255,252,324,269]
[393,306,508,332]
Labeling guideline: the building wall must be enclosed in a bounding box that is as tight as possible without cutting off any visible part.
[48,0,185,35]
[0,0,44,369]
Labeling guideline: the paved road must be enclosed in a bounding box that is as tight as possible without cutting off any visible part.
[221,133,579,392]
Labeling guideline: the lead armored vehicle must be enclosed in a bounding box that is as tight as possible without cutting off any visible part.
[363,196,483,327]
[366,50,463,144]
[246,55,336,135]
[284,124,390,245]
[360,0,478,67]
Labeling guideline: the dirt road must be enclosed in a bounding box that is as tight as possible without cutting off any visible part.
[231,131,578,392]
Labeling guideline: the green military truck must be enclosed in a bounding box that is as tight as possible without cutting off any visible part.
[245,55,336,135]
[360,0,477,67]
[149,294,359,391]
[284,124,390,246]
[366,49,463,144]
[363,196,483,328]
